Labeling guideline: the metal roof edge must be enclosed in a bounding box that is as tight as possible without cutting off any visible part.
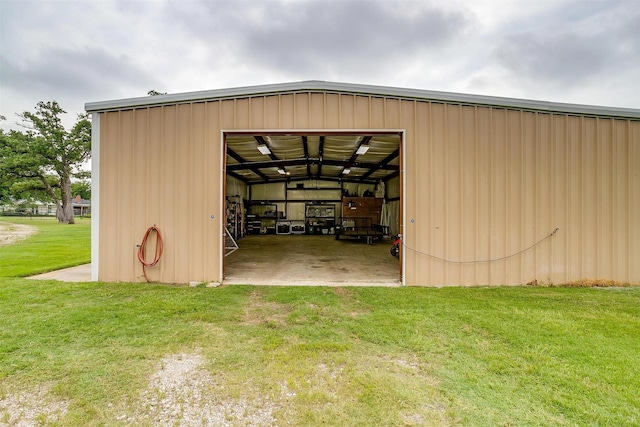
[85,80,640,119]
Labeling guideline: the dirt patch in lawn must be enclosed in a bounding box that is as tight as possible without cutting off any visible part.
[122,353,279,426]
[0,384,69,426]
[0,222,37,248]
[241,290,291,326]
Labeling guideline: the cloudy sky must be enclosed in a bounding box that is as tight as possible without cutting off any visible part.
[1,0,638,130]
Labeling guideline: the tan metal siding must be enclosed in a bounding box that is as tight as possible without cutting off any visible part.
[204,101,223,281]
[100,102,222,282]
[403,104,639,285]
[98,91,640,285]
[264,96,280,129]
[325,94,340,128]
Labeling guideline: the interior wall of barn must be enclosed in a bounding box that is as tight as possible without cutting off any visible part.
[385,176,401,237]
[226,175,248,200]
[241,180,378,223]
[97,92,639,285]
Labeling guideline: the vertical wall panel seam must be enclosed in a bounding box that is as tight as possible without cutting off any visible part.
[411,99,417,284]
[143,108,150,281]
[322,93,326,128]
[203,101,208,280]
[430,102,437,285]
[609,118,615,280]
[188,103,194,281]
[473,106,479,282]
[565,114,570,283]
[503,110,508,282]
[549,113,554,282]
[131,109,136,280]
[627,120,632,281]
[529,112,546,279]
[308,92,311,128]
[383,98,387,128]
[520,110,524,283]
[443,104,449,282]
[592,116,596,279]
[459,104,464,283]
[278,95,282,128]
[116,111,121,281]
[487,107,496,283]
[174,106,179,282]
[218,101,224,282]
[632,119,636,282]
[338,94,342,128]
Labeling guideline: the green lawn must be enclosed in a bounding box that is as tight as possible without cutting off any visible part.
[0,217,639,426]
[0,217,90,277]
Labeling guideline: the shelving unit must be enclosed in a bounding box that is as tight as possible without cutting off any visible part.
[305,203,336,235]
[226,197,245,240]
[246,203,279,234]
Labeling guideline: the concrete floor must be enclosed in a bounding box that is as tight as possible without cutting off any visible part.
[224,234,401,286]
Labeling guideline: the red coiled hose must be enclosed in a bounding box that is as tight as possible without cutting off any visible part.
[137,225,163,282]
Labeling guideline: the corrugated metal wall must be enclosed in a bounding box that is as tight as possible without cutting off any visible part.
[98,93,640,285]
[404,103,639,285]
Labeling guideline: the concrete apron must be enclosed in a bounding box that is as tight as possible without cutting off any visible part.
[26,235,402,287]
[28,264,92,282]
[224,234,401,287]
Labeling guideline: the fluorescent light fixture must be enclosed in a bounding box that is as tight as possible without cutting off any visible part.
[277,168,290,175]
[257,144,271,155]
[342,168,351,175]
[355,145,369,155]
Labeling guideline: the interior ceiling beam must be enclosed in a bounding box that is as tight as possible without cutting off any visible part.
[302,136,311,179]
[227,147,248,164]
[347,135,372,163]
[360,148,400,180]
[227,147,270,181]
[255,136,279,161]
[227,158,311,171]
[226,158,399,172]
[227,170,248,183]
[246,176,378,185]
[253,169,271,182]
[317,136,324,178]
[321,159,399,171]
[382,171,400,182]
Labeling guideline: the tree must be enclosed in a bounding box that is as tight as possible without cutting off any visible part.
[71,180,91,200]
[0,102,91,224]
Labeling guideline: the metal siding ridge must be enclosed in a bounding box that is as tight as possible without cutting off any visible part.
[85,80,640,119]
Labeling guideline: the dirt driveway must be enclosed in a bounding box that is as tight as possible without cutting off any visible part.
[0,221,37,247]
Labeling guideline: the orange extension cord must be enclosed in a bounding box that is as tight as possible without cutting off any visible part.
[137,225,164,282]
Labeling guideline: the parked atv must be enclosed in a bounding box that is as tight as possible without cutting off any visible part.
[390,235,401,258]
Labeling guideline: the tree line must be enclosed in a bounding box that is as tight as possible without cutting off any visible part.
[0,101,91,224]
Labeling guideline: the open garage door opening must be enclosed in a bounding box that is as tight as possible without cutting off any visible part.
[222,131,403,286]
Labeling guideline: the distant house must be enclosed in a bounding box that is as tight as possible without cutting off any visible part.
[72,195,91,216]
[1,200,55,216]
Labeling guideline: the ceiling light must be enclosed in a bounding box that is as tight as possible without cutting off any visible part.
[355,145,369,155]
[342,168,351,175]
[257,144,271,155]
[277,168,289,175]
